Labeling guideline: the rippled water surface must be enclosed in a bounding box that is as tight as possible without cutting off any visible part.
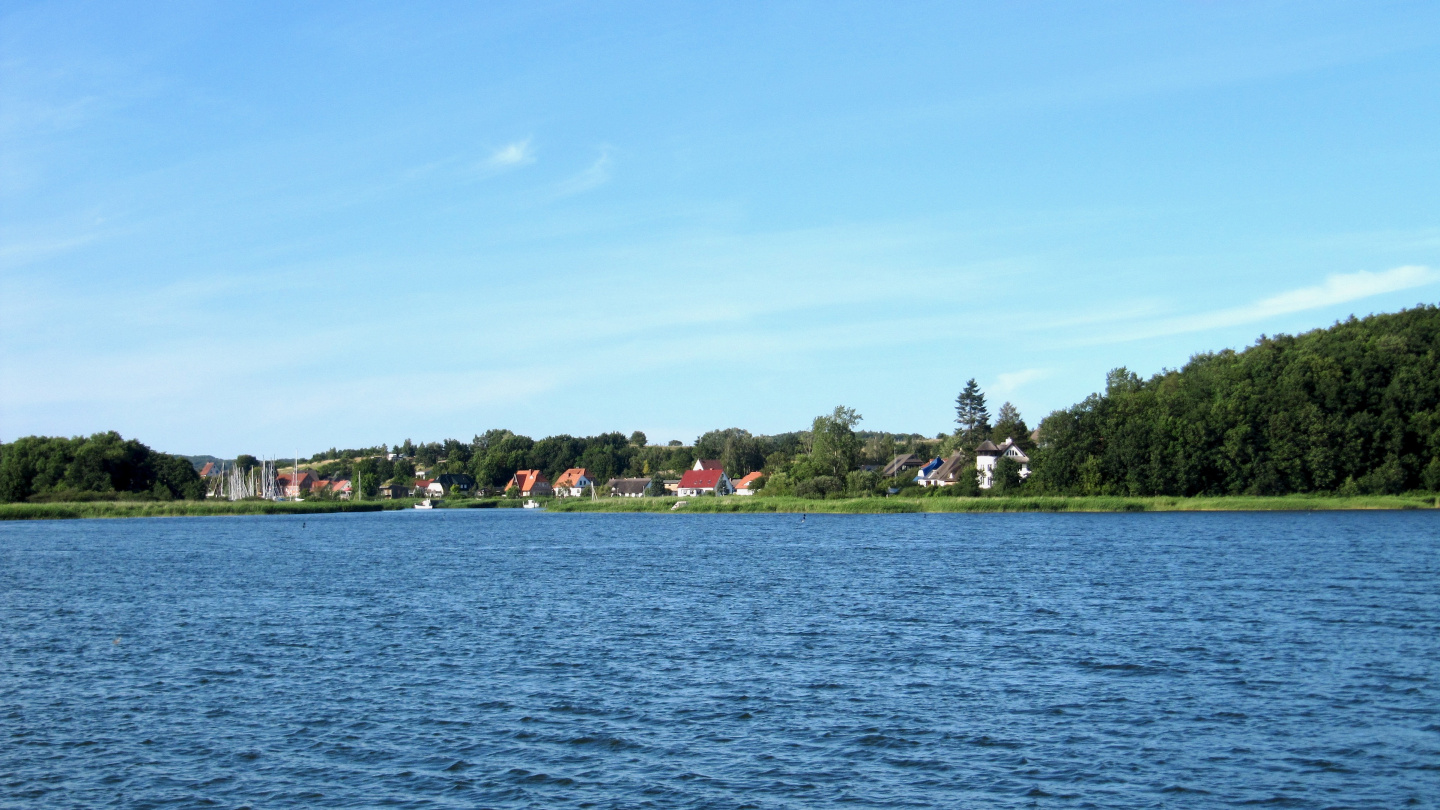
[2,511,1438,808]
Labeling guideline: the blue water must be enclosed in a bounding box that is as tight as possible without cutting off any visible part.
[1,511,1437,808]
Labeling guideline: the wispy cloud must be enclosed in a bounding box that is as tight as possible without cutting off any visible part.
[992,368,1051,395]
[485,139,534,169]
[553,148,613,197]
[1086,265,1439,344]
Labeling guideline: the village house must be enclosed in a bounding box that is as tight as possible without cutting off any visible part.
[917,453,972,487]
[434,473,475,495]
[733,471,765,495]
[692,459,723,471]
[882,454,927,478]
[553,468,596,497]
[198,462,216,478]
[608,477,650,497]
[677,468,734,496]
[275,471,318,498]
[328,479,353,499]
[976,438,1030,489]
[377,483,411,499]
[414,478,444,497]
[504,469,552,497]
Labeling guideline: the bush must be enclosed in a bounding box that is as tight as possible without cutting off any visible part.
[794,475,844,499]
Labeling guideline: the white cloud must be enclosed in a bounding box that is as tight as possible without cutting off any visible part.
[991,368,1051,395]
[553,148,612,197]
[1089,265,1439,344]
[485,139,534,169]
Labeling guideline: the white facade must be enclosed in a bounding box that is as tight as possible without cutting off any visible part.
[976,438,1031,489]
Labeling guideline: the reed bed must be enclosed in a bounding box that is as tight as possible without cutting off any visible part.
[547,494,1440,514]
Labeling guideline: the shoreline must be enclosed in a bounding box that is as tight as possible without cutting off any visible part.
[2,494,1437,520]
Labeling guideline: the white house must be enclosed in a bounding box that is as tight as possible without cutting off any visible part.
[553,468,596,497]
[677,468,734,496]
[975,438,1030,489]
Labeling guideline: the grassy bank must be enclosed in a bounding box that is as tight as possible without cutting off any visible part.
[547,494,1440,514]
[4,494,1434,520]
[0,499,413,521]
[0,496,535,521]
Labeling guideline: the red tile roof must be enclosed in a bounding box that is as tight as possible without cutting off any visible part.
[679,469,725,489]
[507,470,550,492]
[554,468,592,488]
[734,472,765,490]
[199,462,215,477]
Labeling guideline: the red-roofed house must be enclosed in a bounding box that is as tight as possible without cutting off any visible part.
[733,471,765,495]
[553,468,595,497]
[677,468,734,496]
[414,478,442,497]
[329,480,352,499]
[692,459,723,471]
[275,471,318,497]
[504,470,552,497]
[199,462,216,478]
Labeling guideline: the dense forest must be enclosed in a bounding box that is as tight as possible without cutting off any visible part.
[1030,305,1440,495]
[5,305,1437,503]
[0,432,205,503]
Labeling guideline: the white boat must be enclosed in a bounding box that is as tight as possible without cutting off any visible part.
[414,499,436,509]
[523,499,542,509]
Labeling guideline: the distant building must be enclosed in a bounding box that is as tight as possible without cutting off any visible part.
[976,438,1030,489]
[553,468,596,497]
[199,462,216,478]
[733,471,765,495]
[504,470,552,497]
[663,479,681,494]
[608,477,650,497]
[917,453,972,487]
[275,471,318,498]
[378,483,411,499]
[435,473,475,495]
[881,454,926,478]
[677,469,734,496]
[329,479,352,499]
[692,459,724,471]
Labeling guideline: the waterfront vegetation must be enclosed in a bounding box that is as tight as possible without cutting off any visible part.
[548,493,1440,514]
[3,305,1440,519]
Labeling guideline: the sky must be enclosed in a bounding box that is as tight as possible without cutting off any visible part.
[3,2,1440,457]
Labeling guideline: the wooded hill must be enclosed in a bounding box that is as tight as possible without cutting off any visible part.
[1031,304,1440,496]
[0,432,205,503]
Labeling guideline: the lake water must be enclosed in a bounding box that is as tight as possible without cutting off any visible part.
[1,511,1437,808]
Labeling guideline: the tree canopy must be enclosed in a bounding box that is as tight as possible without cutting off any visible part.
[1029,305,1440,495]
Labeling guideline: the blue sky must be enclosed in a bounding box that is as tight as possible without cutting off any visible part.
[3,2,1439,457]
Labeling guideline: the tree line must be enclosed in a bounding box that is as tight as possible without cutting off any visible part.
[6,304,1437,502]
[1028,304,1440,496]
[0,432,204,503]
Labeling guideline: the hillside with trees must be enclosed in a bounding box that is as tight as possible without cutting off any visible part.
[0,432,205,503]
[1030,305,1440,496]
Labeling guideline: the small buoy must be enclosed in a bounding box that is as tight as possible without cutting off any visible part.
[113,637,121,645]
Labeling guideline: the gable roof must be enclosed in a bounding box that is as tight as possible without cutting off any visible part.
[508,469,550,491]
[932,452,970,481]
[554,468,593,488]
[734,471,765,490]
[679,469,726,489]
[199,462,215,477]
[436,473,474,486]
[975,440,1000,454]
[882,454,924,477]
[608,477,650,495]
[694,459,723,471]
